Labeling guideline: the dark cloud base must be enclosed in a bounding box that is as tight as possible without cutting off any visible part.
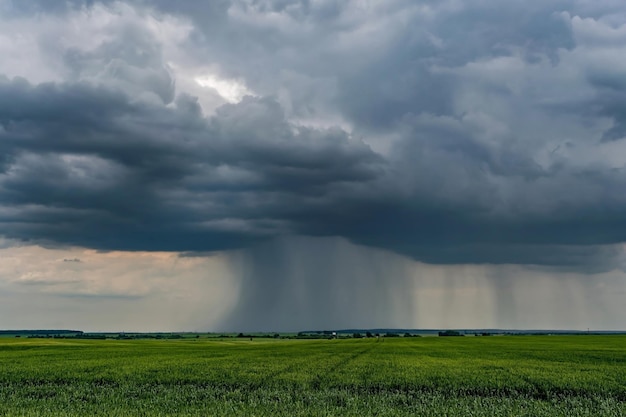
[2,1,626,271]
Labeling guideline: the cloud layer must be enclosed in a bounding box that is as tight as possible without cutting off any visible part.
[2,0,626,269]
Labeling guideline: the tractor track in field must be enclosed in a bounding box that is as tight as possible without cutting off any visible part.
[309,343,377,390]
[254,355,315,387]
[256,342,378,389]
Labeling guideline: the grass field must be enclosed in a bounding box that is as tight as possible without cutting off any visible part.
[0,336,625,416]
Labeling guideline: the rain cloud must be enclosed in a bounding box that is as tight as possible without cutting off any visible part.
[2,0,626,271]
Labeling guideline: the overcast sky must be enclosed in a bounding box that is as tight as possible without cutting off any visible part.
[1,0,625,331]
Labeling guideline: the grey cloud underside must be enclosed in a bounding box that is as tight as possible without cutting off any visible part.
[1,76,624,268]
[2,0,626,269]
[0,78,382,251]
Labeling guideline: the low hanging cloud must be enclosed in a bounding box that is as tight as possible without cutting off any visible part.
[2,0,626,271]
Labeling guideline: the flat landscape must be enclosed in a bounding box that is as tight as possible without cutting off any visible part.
[0,335,624,416]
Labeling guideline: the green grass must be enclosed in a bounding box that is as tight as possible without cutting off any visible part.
[0,336,625,416]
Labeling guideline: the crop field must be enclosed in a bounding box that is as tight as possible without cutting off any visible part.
[0,336,624,416]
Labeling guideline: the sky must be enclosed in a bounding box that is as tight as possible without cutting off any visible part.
[1,0,625,332]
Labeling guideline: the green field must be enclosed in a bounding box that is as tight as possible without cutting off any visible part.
[0,336,625,416]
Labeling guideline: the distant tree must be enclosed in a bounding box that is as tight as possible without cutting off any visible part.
[237,333,245,338]
[404,333,412,338]
[352,333,362,339]
[366,331,373,338]
[438,330,463,337]
[273,333,280,338]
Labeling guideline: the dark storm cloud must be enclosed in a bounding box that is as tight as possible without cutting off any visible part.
[0,76,381,252]
[144,0,576,129]
[2,0,626,269]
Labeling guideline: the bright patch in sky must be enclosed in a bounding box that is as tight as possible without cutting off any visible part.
[195,74,254,103]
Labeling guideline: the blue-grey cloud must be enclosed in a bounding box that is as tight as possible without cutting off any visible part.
[1,0,626,271]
